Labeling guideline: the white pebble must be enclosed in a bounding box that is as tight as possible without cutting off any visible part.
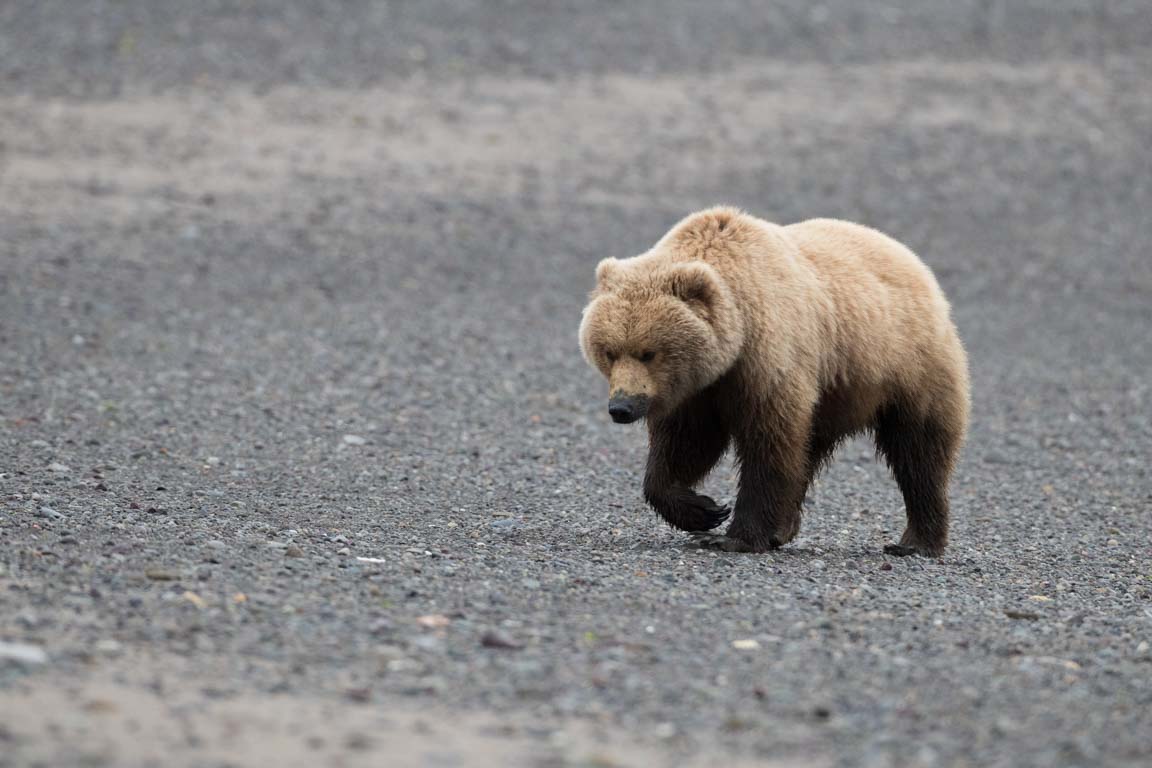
[0,642,48,665]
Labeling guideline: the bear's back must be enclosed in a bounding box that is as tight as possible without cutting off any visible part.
[782,218,960,389]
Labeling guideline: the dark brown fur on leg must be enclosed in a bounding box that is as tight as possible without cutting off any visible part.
[804,430,847,493]
[874,404,961,557]
[721,419,811,551]
[643,395,730,532]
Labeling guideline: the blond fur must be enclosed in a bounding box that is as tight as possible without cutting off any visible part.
[579,207,970,555]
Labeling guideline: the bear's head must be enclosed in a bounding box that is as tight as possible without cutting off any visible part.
[579,257,745,423]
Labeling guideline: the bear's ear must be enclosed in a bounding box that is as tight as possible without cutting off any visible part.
[666,262,721,320]
[594,258,623,291]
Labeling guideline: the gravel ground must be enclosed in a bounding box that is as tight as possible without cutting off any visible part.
[2,2,1151,767]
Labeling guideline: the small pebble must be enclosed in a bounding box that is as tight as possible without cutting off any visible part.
[95,639,123,656]
[345,687,372,703]
[0,641,48,665]
[481,630,523,650]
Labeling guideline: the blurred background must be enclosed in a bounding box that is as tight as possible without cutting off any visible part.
[1,2,1150,767]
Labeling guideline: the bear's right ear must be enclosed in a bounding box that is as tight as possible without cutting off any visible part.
[594,258,622,291]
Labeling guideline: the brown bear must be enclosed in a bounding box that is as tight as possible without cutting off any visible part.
[579,207,969,556]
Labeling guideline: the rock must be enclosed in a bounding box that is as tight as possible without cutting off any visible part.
[410,635,443,652]
[369,618,395,636]
[47,462,71,473]
[1005,609,1041,621]
[345,687,373,703]
[342,434,368,446]
[0,641,48,665]
[284,544,305,558]
[95,639,123,656]
[416,614,451,629]
[732,639,761,650]
[36,506,63,520]
[481,630,523,650]
[811,559,826,569]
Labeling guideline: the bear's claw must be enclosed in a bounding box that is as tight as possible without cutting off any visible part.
[690,532,754,553]
[694,500,731,531]
[666,494,730,532]
[883,542,942,557]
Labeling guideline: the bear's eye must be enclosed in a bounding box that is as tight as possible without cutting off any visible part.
[605,350,618,363]
[638,350,656,363]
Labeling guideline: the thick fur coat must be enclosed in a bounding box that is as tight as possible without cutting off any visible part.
[579,207,970,555]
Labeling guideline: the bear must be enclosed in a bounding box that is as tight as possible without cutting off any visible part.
[578,207,969,556]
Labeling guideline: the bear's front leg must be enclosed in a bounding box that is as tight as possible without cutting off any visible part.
[725,463,806,551]
[706,420,811,552]
[642,400,731,532]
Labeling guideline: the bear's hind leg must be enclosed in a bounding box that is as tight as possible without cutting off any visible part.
[874,403,962,557]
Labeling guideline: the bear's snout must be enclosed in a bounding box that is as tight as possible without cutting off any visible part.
[608,394,649,424]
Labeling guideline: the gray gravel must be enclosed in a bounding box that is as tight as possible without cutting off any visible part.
[2,2,1151,767]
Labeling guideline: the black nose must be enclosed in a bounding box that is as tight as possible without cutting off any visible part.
[608,395,648,424]
[608,401,636,423]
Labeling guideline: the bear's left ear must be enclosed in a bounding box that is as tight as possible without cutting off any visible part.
[666,262,722,321]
